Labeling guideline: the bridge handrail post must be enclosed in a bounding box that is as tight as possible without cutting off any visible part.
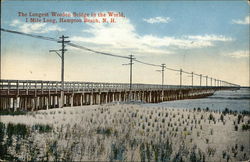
[100,83,103,91]
[56,82,58,93]
[26,80,29,95]
[35,81,37,96]
[17,80,19,95]
[98,83,101,91]
[51,82,53,91]
[7,80,10,95]
[41,81,44,94]
[81,83,84,91]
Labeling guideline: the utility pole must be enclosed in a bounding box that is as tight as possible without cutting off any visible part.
[123,55,135,101]
[156,64,166,101]
[161,64,166,89]
[191,72,194,87]
[200,74,202,86]
[129,55,135,99]
[206,76,208,87]
[214,79,217,87]
[50,35,70,108]
[210,77,213,86]
[180,69,182,88]
[122,55,135,101]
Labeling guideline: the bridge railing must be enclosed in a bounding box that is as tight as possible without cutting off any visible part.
[0,79,237,92]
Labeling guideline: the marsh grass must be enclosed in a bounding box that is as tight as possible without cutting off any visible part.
[0,105,249,161]
[0,110,27,116]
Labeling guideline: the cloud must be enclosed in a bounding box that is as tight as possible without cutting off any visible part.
[232,16,250,25]
[187,34,233,42]
[69,12,233,55]
[225,50,249,58]
[9,19,65,33]
[143,16,171,24]
[10,19,20,26]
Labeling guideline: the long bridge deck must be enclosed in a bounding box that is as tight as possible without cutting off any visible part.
[0,79,239,111]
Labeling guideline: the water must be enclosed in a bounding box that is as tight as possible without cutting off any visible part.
[143,88,250,112]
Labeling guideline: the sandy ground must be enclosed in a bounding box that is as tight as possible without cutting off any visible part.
[0,103,249,161]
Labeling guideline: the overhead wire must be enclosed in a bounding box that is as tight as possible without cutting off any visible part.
[1,28,130,59]
[67,42,130,59]
[1,27,225,84]
[1,28,58,42]
[133,59,161,67]
[0,28,200,74]
[165,67,179,72]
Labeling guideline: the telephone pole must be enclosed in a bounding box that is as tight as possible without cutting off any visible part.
[161,64,166,88]
[122,55,135,101]
[57,35,70,108]
[200,74,202,86]
[191,72,194,87]
[206,75,208,87]
[180,69,182,88]
[128,55,135,101]
[156,64,166,101]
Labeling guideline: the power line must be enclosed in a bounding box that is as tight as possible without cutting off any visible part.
[165,67,179,72]
[1,28,129,59]
[134,59,161,67]
[182,70,191,75]
[193,73,201,77]
[67,42,130,59]
[0,28,206,77]
[1,28,58,42]
[1,28,238,87]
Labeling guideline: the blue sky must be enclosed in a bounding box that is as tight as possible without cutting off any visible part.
[1,0,249,86]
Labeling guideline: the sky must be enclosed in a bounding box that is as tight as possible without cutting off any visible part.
[1,0,249,86]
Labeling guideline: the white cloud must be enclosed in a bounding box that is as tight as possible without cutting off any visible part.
[143,16,171,24]
[226,50,249,58]
[69,12,233,55]
[232,16,250,25]
[10,19,20,26]
[9,19,65,33]
[187,34,233,42]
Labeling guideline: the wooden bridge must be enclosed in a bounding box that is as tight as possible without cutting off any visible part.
[0,79,239,111]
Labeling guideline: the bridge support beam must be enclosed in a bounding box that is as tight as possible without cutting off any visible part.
[0,84,240,111]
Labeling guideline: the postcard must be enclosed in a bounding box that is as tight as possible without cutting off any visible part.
[0,0,249,161]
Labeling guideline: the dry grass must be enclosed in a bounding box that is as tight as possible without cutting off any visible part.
[0,104,249,161]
